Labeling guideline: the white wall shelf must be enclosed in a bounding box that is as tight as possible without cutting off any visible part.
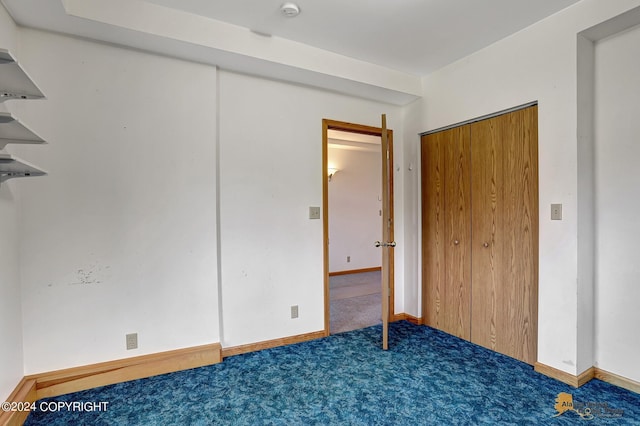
[0,49,44,102]
[0,153,46,183]
[0,112,46,149]
[0,48,47,183]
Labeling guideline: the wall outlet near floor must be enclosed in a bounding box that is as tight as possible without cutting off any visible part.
[126,333,138,350]
[347,256,351,263]
[551,203,562,220]
[291,305,299,319]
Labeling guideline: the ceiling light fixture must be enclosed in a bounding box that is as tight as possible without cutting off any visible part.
[280,2,300,17]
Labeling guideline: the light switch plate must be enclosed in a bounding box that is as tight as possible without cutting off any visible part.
[309,206,320,219]
[551,204,562,220]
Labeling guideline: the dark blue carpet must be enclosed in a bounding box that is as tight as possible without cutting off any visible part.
[25,322,639,425]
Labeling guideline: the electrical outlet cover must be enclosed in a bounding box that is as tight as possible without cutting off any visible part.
[126,333,138,350]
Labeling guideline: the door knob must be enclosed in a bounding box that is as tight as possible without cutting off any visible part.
[453,240,460,245]
[375,241,396,248]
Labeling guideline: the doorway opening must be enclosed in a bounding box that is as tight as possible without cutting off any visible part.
[322,119,394,336]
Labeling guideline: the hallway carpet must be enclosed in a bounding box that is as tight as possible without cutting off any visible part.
[25,322,639,425]
[329,271,381,301]
[330,292,381,334]
[330,270,381,334]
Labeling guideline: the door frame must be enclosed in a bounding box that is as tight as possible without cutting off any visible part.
[322,119,394,335]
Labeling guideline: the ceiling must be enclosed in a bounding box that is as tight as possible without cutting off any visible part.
[1,0,581,104]
[329,130,381,153]
[143,0,580,75]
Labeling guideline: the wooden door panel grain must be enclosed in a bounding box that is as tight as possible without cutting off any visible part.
[422,105,537,365]
[422,126,471,340]
[500,106,538,364]
[421,133,445,331]
[470,115,504,353]
[444,126,472,340]
[470,106,538,364]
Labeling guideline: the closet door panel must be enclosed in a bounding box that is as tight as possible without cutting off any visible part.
[501,106,538,364]
[421,127,471,340]
[470,116,504,353]
[470,106,538,365]
[444,126,472,340]
[421,133,446,331]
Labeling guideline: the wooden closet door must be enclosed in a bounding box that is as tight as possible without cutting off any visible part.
[470,106,538,364]
[421,126,471,340]
[470,114,505,354]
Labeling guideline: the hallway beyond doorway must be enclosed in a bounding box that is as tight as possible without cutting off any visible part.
[330,271,381,334]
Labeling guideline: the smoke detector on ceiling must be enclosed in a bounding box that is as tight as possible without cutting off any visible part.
[280,2,300,17]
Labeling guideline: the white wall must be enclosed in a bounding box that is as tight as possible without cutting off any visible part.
[401,98,425,318]
[593,23,640,382]
[0,2,16,55]
[0,182,22,401]
[218,70,403,347]
[328,145,381,272]
[0,184,23,401]
[403,0,640,376]
[10,29,219,374]
[0,3,24,401]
